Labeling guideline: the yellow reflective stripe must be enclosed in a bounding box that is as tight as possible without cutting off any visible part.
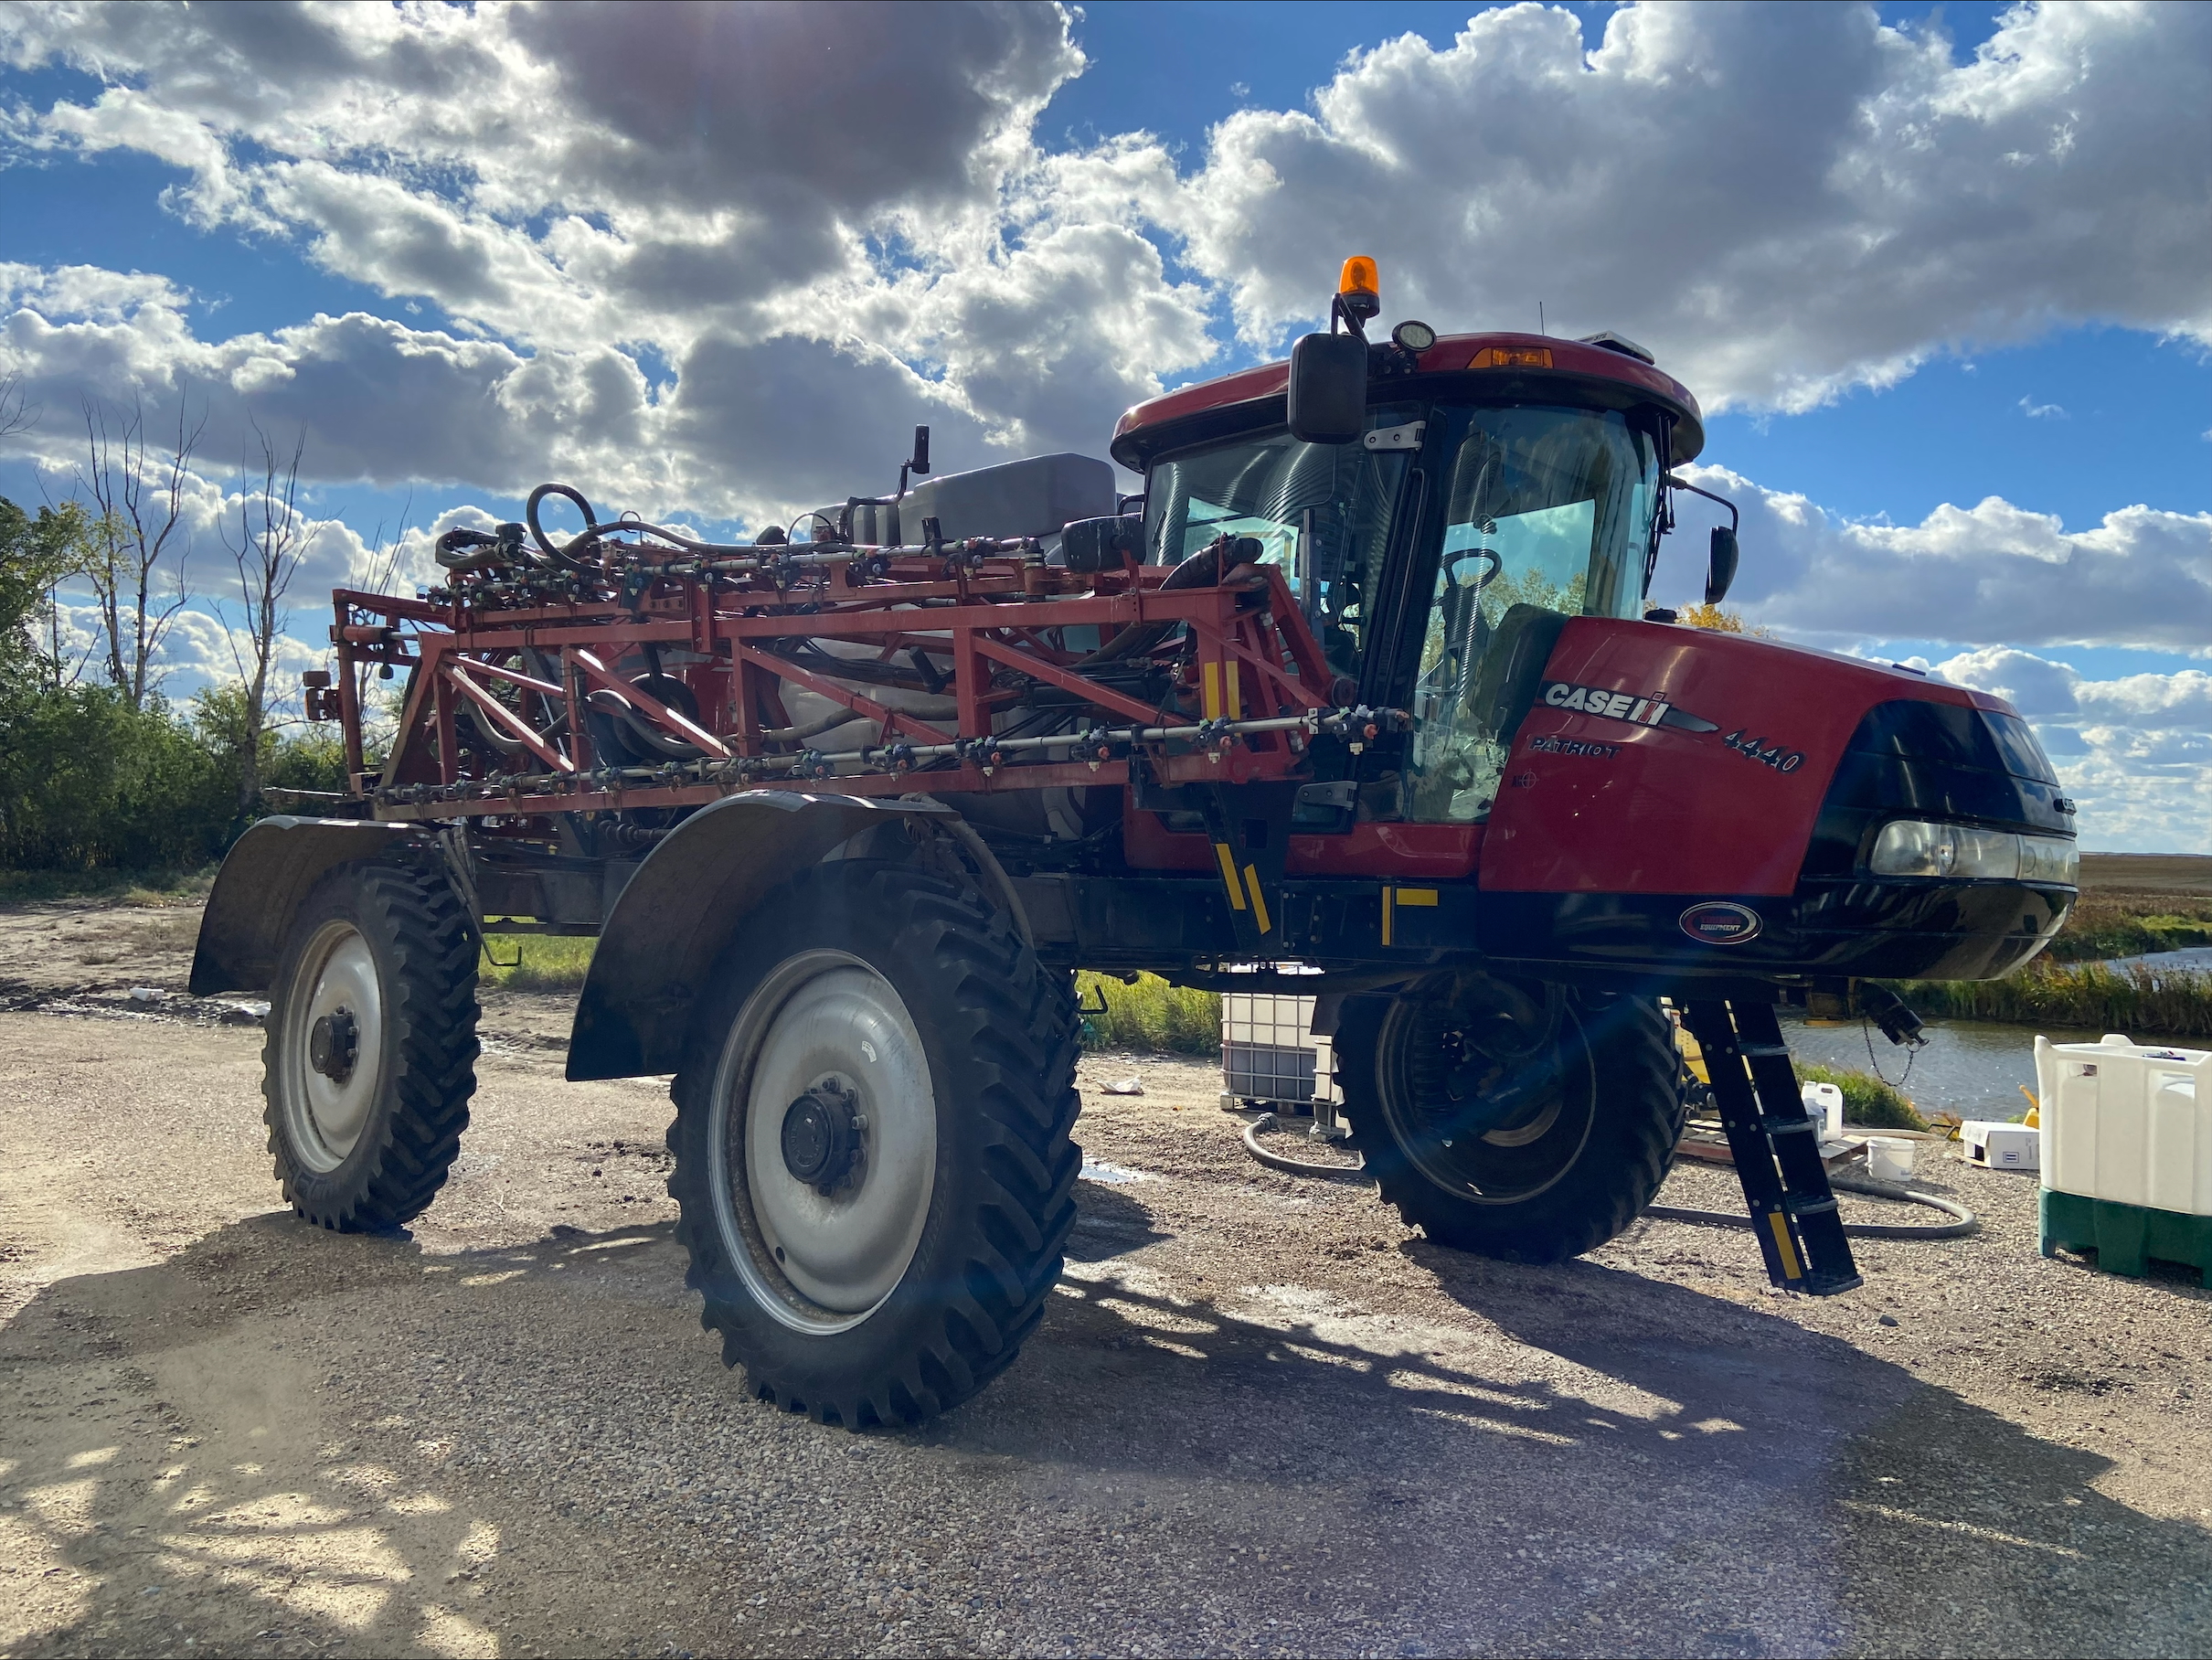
[1202,661,1222,719]
[1381,886,1394,946]
[1226,660,1241,718]
[1244,866,1271,934]
[1214,843,1246,910]
[1396,887,1438,907]
[1767,1211,1803,1282]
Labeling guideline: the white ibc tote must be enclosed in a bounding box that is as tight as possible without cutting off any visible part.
[2035,1034,2212,1216]
[1220,991,1341,1112]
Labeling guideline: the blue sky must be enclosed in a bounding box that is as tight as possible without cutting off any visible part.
[1,0,2206,848]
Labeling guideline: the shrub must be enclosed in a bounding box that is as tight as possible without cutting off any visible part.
[0,685,237,870]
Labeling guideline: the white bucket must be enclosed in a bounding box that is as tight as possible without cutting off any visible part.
[1865,1137,1915,1181]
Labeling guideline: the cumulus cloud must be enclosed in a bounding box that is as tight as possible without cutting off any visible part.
[4,1,2207,846]
[1167,1,2212,410]
[4,1,2205,493]
[1933,646,2212,853]
[1661,464,2212,656]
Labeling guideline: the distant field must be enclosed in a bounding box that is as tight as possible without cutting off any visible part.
[2079,852,2212,895]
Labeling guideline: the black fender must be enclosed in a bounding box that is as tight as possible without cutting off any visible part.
[188,817,430,995]
[566,791,1026,1082]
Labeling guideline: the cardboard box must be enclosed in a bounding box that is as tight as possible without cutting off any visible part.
[1962,1120,2040,1171]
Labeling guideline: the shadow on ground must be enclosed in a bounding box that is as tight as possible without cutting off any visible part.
[4,1185,2207,1658]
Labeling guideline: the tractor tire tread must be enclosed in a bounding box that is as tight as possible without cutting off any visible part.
[667,863,1079,1429]
[261,859,480,1233]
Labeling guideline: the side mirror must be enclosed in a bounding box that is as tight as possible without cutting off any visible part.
[1706,526,1739,606]
[1288,333,1367,445]
[909,425,931,476]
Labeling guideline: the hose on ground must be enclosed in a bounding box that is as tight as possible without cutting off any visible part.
[1644,1173,1979,1240]
[1241,1112,1367,1178]
[1238,1112,1980,1239]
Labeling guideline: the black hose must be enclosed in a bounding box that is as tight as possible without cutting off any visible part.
[1644,1173,1978,1240]
[526,483,602,571]
[1240,1113,1367,1178]
[1076,533,1266,666]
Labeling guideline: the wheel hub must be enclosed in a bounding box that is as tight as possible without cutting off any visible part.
[780,1079,865,1195]
[309,1007,360,1082]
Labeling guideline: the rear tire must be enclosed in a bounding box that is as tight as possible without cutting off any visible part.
[1337,977,1683,1262]
[666,862,1080,1427]
[262,860,480,1231]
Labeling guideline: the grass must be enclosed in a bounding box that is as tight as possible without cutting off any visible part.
[2044,890,2212,963]
[0,865,216,905]
[479,931,597,993]
[1888,959,2212,1041]
[1077,971,1222,1054]
[1795,1062,1929,1131]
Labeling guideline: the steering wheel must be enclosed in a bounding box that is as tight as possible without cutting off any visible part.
[1446,547,1502,591]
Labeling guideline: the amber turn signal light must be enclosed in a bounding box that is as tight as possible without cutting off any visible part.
[1469,345,1553,369]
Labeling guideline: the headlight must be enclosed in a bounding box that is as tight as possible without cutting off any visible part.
[2017,834,2080,886]
[1869,820,2078,885]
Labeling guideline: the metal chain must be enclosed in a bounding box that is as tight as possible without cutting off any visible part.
[1860,1011,1920,1091]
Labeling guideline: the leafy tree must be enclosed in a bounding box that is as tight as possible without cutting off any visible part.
[0,686,233,870]
[0,496,90,691]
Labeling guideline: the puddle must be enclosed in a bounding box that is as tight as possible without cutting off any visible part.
[1079,1158,1152,1186]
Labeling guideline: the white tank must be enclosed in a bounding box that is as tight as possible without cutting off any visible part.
[2036,1033,2212,1217]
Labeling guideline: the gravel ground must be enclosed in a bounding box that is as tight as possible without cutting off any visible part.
[1,897,2208,1658]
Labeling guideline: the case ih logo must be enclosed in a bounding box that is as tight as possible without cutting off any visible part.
[1542,681,1718,733]
[1680,901,1763,945]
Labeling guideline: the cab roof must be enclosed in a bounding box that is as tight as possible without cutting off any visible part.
[1110,331,1705,472]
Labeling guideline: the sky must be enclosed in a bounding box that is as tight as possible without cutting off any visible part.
[0,0,2207,851]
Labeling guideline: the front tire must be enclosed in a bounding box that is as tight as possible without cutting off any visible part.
[262,860,480,1230]
[1337,976,1683,1262]
[666,863,1081,1427]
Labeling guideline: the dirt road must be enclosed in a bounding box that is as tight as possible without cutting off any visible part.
[2,900,2208,1657]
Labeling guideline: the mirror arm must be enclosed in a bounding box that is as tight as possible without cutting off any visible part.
[1664,473,1739,534]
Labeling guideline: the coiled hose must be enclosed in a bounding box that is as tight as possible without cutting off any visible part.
[1645,1174,1978,1240]
[1238,1115,1978,1238]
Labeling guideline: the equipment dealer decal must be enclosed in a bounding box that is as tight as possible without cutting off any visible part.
[1542,681,1718,733]
[1680,901,1762,945]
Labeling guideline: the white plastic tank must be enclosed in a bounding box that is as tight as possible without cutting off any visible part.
[2036,1034,2212,1217]
[1221,991,1340,1110]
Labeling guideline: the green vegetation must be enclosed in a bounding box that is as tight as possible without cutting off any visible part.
[2044,892,2212,963]
[1795,1062,1929,1131]
[2,493,352,876]
[1076,971,1221,1054]
[479,932,598,993]
[1888,960,2212,1041]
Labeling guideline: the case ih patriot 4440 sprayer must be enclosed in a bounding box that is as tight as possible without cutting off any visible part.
[193,260,2078,1427]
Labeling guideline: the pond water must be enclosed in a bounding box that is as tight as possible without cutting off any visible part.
[1774,947,2209,1121]
[2100,945,2212,975]
[1777,1010,2103,1122]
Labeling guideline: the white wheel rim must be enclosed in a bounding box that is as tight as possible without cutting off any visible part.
[281,920,385,1172]
[707,951,938,1333]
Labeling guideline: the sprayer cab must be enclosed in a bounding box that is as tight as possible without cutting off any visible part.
[1107,258,2078,988]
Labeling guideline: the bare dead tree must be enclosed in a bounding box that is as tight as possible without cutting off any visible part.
[0,371,35,442]
[223,420,309,812]
[76,389,206,708]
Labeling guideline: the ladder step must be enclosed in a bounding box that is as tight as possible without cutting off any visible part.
[1760,1114,1816,1135]
[1785,1196,1840,1218]
[1743,1044,1792,1059]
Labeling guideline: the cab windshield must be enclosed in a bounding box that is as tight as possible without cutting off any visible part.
[1143,402,1660,822]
